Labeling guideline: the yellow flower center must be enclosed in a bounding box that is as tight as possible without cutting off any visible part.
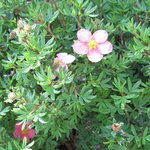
[56,60,61,66]
[24,25,32,32]
[88,40,97,49]
[22,128,28,135]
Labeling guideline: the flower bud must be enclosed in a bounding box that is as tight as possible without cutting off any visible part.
[24,24,32,32]
[8,92,16,100]
[10,31,17,39]
[111,123,121,132]
[5,92,16,103]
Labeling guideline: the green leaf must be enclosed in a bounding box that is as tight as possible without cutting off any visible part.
[147,108,150,119]
[131,125,137,136]
[145,135,150,141]
[0,102,10,116]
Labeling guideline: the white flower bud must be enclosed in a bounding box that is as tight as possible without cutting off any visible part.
[8,92,16,100]
[5,92,16,103]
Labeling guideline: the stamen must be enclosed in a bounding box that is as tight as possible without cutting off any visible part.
[22,128,27,134]
[88,40,97,49]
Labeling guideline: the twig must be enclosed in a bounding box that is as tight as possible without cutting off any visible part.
[51,0,57,11]
[47,24,53,36]
[51,0,65,26]
[125,104,131,125]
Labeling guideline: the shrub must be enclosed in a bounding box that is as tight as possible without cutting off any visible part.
[0,0,150,149]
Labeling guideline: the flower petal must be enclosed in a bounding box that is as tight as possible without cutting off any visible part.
[55,66,60,72]
[13,123,22,138]
[57,53,68,60]
[53,57,59,65]
[93,30,108,43]
[26,121,33,128]
[72,40,88,54]
[77,29,92,42]
[98,41,113,55]
[13,128,21,138]
[62,54,75,64]
[15,122,22,127]
[87,50,103,63]
[34,20,41,24]
[27,129,35,139]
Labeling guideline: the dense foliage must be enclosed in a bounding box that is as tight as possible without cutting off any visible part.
[0,0,150,149]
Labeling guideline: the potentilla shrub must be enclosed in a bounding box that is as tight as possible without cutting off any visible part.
[0,0,150,150]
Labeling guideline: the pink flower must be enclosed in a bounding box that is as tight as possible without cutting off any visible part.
[34,20,41,24]
[53,53,75,72]
[13,121,35,142]
[72,29,113,63]
[34,14,44,24]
